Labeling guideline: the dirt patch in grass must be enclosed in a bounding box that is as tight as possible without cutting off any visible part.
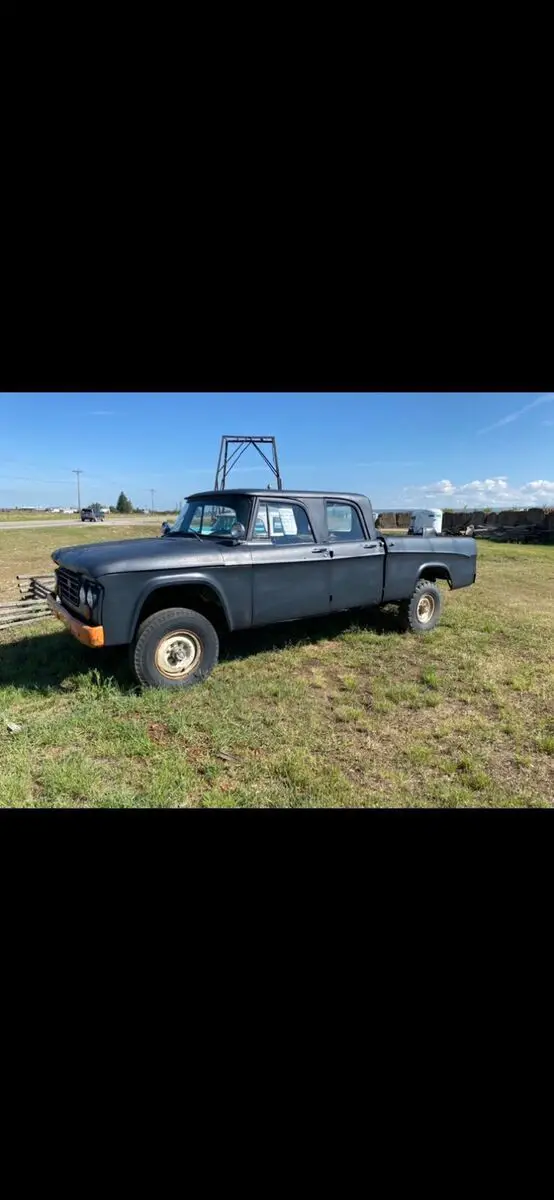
[147,721,172,745]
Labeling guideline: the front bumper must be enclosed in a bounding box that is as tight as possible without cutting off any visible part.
[47,593,105,648]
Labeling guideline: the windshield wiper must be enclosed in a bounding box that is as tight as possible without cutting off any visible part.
[168,530,203,541]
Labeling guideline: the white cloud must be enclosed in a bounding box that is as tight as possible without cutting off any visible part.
[458,477,509,494]
[477,394,554,436]
[404,475,554,507]
[421,479,456,494]
[411,477,510,498]
[521,480,554,494]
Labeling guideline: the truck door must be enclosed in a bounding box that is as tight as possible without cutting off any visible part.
[250,498,331,625]
[325,500,385,611]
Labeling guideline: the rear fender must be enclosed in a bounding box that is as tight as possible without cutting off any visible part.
[416,562,453,588]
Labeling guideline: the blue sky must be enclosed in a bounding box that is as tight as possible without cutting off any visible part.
[1,392,553,510]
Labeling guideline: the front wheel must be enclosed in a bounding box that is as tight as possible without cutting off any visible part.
[398,579,442,633]
[131,607,219,689]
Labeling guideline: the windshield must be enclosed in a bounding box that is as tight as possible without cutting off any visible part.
[169,495,252,537]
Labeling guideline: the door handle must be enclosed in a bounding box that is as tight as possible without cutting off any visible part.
[363,543,379,550]
[312,547,329,555]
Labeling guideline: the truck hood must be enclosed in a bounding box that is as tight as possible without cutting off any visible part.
[52,536,226,577]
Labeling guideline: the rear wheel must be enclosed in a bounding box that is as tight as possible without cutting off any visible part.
[131,606,219,689]
[399,579,442,633]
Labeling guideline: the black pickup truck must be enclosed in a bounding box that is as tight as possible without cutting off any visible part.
[46,490,477,689]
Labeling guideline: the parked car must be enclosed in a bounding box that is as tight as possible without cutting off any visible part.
[48,489,477,689]
[80,508,104,523]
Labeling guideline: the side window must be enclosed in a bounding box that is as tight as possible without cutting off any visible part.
[189,505,203,532]
[252,501,315,544]
[326,502,365,542]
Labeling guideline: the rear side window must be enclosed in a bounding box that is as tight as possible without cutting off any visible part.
[326,501,365,542]
[253,501,315,543]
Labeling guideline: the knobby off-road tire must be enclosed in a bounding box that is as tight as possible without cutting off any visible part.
[131,607,219,689]
[398,579,442,634]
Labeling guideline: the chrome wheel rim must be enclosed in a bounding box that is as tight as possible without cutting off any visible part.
[155,631,202,679]
[416,594,435,623]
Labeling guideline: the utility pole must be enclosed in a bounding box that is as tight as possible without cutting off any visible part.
[149,488,156,514]
[73,469,83,512]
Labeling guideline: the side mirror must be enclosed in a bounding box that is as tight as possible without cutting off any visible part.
[161,521,170,536]
[231,521,246,541]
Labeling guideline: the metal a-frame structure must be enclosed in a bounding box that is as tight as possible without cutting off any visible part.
[214,435,283,491]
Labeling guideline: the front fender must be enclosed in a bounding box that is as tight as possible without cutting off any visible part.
[129,572,234,640]
[97,570,242,646]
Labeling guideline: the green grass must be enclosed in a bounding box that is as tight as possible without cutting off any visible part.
[0,522,158,599]
[0,511,85,522]
[1,534,553,807]
[0,512,176,523]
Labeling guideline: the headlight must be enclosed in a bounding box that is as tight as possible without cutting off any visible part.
[86,587,94,608]
[79,585,87,605]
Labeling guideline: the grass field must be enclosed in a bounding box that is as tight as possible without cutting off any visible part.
[0,525,553,807]
[0,523,160,600]
[0,512,176,524]
[0,512,83,522]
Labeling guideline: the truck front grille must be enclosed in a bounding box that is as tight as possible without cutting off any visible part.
[57,567,81,611]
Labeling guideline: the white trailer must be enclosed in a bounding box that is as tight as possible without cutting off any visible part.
[408,508,443,536]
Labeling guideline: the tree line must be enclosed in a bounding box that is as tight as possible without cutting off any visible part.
[86,493,143,515]
[87,493,179,515]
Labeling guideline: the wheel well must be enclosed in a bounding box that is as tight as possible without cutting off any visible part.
[418,566,453,588]
[135,584,230,637]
